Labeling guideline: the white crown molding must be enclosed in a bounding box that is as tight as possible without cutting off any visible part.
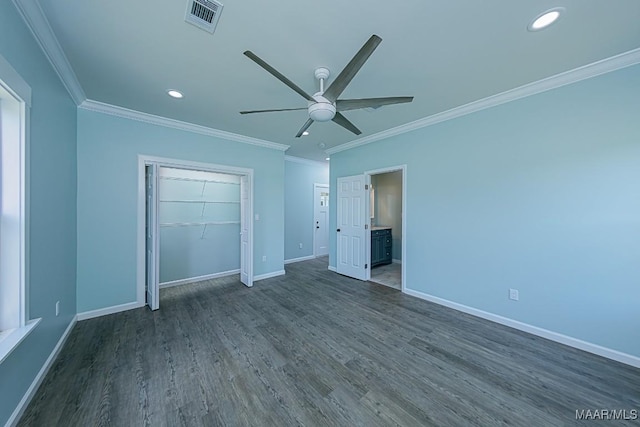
[80,99,290,152]
[12,0,86,105]
[285,155,328,167]
[327,47,640,155]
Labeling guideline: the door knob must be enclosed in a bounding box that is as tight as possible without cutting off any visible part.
[337,228,341,232]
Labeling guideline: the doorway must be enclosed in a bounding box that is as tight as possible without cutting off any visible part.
[314,184,329,257]
[335,166,406,291]
[368,169,403,290]
[138,156,254,311]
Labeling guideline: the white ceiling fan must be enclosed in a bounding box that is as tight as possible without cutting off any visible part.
[241,35,414,137]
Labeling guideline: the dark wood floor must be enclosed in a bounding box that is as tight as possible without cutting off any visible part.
[19,257,640,426]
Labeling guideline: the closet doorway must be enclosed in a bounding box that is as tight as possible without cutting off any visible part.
[138,156,253,311]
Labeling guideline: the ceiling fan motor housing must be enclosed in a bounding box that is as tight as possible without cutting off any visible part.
[309,93,336,122]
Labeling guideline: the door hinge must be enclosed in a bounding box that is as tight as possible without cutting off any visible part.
[365,264,368,269]
[365,184,369,190]
[365,224,368,229]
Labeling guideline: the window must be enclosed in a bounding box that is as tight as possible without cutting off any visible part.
[0,54,37,363]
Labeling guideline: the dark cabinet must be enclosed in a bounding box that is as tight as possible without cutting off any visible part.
[371,228,392,267]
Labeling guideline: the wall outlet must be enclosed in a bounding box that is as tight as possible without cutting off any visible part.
[262,255,267,262]
[509,289,519,301]
[299,243,303,249]
[55,301,60,316]
[255,213,260,221]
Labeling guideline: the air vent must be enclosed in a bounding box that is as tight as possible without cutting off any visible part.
[185,0,223,34]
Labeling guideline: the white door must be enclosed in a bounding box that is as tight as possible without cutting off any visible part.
[314,184,329,257]
[240,174,253,287]
[145,164,159,310]
[336,175,369,280]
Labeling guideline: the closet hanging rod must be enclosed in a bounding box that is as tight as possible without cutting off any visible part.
[159,200,240,204]
[160,221,240,227]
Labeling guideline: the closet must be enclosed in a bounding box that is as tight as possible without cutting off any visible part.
[158,167,241,285]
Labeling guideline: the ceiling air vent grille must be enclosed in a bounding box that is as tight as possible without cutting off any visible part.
[185,0,223,34]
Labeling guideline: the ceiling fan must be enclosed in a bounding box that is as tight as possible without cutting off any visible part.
[241,35,414,138]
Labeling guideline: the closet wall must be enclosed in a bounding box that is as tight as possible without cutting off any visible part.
[159,167,241,284]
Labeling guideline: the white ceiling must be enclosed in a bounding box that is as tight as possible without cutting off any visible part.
[33,0,640,161]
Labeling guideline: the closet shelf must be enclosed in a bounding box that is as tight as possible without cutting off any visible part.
[160,221,240,227]
[160,176,240,185]
[160,200,240,204]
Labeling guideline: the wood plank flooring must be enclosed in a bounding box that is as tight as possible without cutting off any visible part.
[19,257,640,426]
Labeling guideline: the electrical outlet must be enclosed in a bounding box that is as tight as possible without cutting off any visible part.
[509,289,519,301]
[262,255,267,262]
[55,301,60,316]
[299,243,303,249]
[255,213,260,221]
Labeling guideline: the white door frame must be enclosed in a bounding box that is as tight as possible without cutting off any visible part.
[364,165,407,292]
[136,155,254,307]
[313,183,329,257]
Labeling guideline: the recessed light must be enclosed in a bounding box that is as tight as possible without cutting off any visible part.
[167,89,184,99]
[325,157,330,161]
[528,8,564,31]
[302,131,310,136]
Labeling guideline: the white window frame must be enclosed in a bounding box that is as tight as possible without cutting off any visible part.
[0,53,39,364]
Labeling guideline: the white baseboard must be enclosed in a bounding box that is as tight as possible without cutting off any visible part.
[284,255,315,265]
[392,259,402,264]
[253,270,286,282]
[77,301,143,321]
[328,265,337,272]
[160,269,240,288]
[403,288,640,369]
[7,315,77,427]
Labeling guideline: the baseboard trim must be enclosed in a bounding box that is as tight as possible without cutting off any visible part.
[253,270,286,282]
[328,265,337,272]
[77,301,144,321]
[7,315,77,427]
[284,255,315,265]
[403,288,640,369]
[160,269,240,288]
[392,259,402,264]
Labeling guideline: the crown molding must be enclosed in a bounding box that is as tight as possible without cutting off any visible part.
[284,155,328,167]
[327,48,640,155]
[80,99,290,152]
[12,0,86,105]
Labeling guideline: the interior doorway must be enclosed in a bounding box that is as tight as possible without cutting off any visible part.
[138,156,254,311]
[368,169,403,290]
[314,183,329,257]
[335,166,406,291]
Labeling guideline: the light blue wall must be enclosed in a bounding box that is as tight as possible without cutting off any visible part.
[159,168,241,283]
[0,3,77,425]
[330,64,640,358]
[77,109,285,313]
[284,159,329,261]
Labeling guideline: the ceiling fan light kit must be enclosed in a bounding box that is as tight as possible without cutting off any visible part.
[241,34,414,137]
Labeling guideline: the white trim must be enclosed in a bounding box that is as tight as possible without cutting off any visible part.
[81,100,289,152]
[328,265,337,272]
[11,0,86,105]
[0,54,31,107]
[284,255,315,265]
[137,156,254,309]
[6,315,77,427]
[327,48,640,155]
[253,270,286,282]
[77,302,143,322]
[365,165,407,293]
[392,259,402,264]
[404,288,640,369]
[0,318,40,365]
[160,269,240,288]
[285,155,328,167]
